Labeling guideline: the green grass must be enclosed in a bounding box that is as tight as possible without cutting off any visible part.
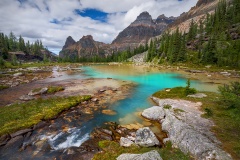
[47,86,64,94]
[0,85,9,91]
[93,140,191,160]
[163,104,172,109]
[153,87,240,159]
[153,87,187,99]
[0,95,91,136]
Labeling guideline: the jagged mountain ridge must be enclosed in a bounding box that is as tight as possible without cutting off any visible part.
[59,11,176,59]
[59,35,113,59]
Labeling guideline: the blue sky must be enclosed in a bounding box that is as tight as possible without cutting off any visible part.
[75,9,108,22]
[0,0,198,54]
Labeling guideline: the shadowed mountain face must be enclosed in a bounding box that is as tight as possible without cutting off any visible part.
[59,11,176,59]
[112,12,176,51]
[62,36,76,50]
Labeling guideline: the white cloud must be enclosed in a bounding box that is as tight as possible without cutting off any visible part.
[0,0,198,54]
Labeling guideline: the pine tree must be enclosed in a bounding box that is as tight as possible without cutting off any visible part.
[178,33,187,62]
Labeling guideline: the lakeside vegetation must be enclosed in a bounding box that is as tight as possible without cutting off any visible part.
[153,81,240,159]
[93,140,191,160]
[0,95,91,136]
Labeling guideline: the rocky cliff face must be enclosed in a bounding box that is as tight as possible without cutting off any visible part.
[59,35,112,59]
[112,12,176,51]
[62,36,76,50]
[168,0,231,33]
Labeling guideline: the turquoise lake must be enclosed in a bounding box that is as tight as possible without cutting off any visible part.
[70,64,218,141]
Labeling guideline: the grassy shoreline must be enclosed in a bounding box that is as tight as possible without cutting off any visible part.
[0,95,91,136]
[93,140,191,160]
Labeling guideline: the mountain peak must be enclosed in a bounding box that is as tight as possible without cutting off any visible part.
[78,35,96,48]
[131,11,153,26]
[81,35,93,40]
[62,36,76,50]
[156,14,176,24]
[157,14,166,19]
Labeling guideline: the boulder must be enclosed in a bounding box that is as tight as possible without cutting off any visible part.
[120,137,134,147]
[152,97,232,160]
[135,127,160,147]
[28,87,48,96]
[141,106,165,120]
[161,110,232,160]
[116,150,162,160]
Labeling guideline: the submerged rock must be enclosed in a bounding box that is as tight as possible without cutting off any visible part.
[141,106,165,120]
[117,150,162,160]
[3,135,23,150]
[102,109,117,115]
[135,127,160,147]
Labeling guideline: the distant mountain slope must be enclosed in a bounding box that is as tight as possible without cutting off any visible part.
[167,0,231,33]
[112,12,176,51]
[59,11,176,60]
[59,35,112,60]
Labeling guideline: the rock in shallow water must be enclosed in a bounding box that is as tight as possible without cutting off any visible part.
[102,109,117,115]
[135,127,160,147]
[116,150,162,160]
[141,106,165,120]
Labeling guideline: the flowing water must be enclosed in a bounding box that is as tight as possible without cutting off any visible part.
[0,65,218,159]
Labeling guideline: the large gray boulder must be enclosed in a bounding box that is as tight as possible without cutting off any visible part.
[141,106,165,120]
[116,150,162,160]
[135,127,160,147]
[152,97,232,160]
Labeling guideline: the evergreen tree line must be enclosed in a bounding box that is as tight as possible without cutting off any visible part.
[59,43,148,63]
[0,32,44,59]
[147,0,240,68]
